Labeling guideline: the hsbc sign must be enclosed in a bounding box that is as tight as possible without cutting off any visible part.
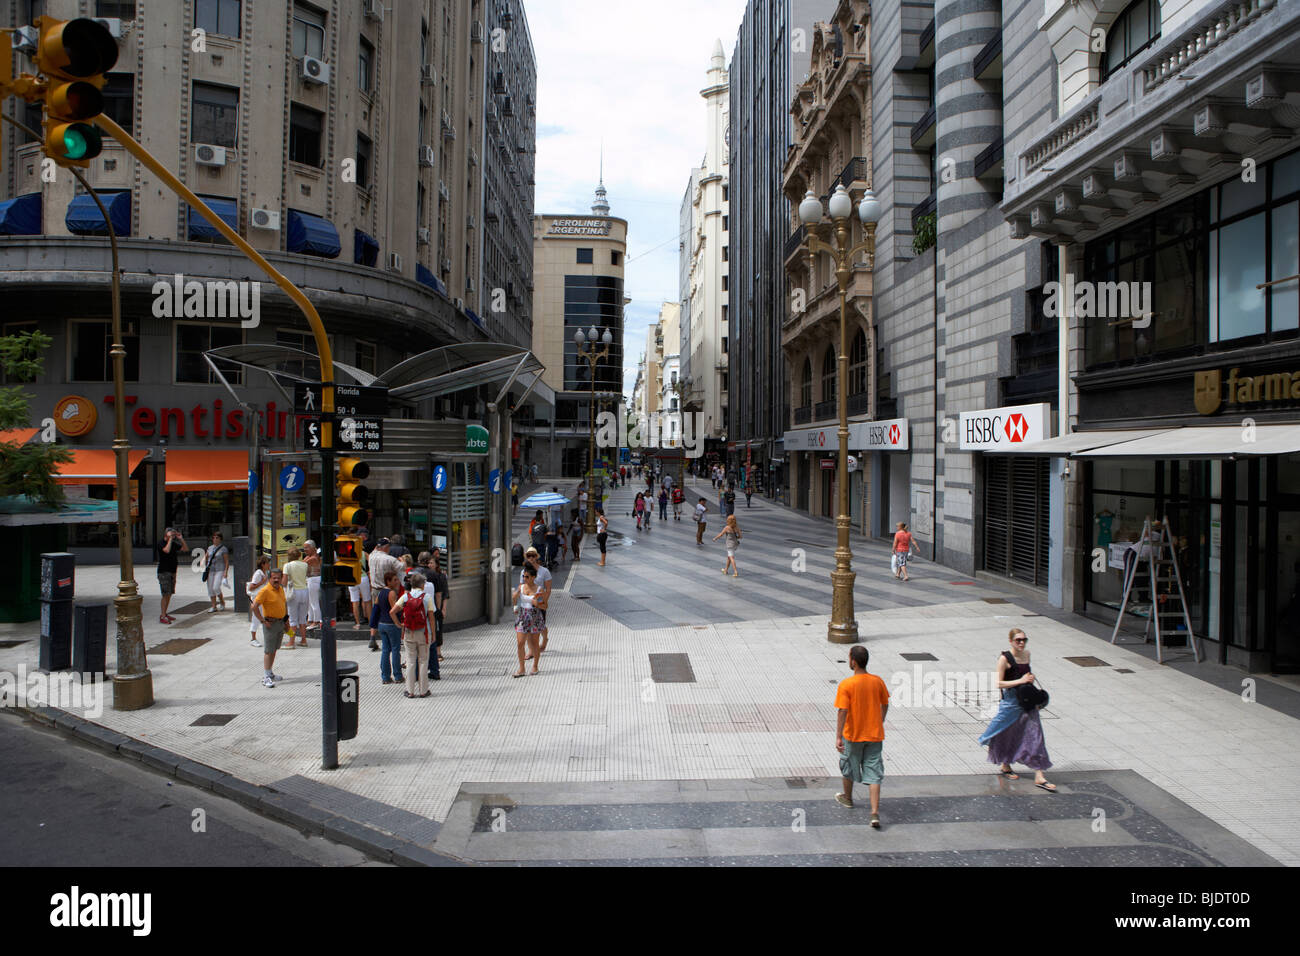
[783,418,909,452]
[958,403,1052,450]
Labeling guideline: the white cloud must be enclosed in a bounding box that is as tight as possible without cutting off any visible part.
[527,0,747,394]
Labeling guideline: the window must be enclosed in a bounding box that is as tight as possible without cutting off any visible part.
[576,248,594,264]
[22,101,42,145]
[721,336,728,353]
[722,275,728,291]
[195,0,241,38]
[1101,0,1161,81]
[191,82,238,148]
[723,185,729,202]
[96,1,135,17]
[292,3,326,59]
[102,73,135,134]
[722,215,729,231]
[289,104,324,167]
[355,340,377,375]
[611,251,621,266]
[176,324,241,384]
[800,357,812,408]
[722,304,728,323]
[358,37,374,94]
[71,320,139,382]
[417,182,426,225]
[356,132,372,189]
[849,329,868,395]
[821,347,837,403]
[722,245,728,262]
[721,371,729,392]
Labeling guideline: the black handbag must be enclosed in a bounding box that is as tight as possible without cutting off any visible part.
[1004,651,1049,710]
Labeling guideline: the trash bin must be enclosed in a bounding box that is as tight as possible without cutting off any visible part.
[337,660,359,741]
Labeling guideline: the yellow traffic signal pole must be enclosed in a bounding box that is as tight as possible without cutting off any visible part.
[87,117,344,768]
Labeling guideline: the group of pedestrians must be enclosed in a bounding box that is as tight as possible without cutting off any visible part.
[834,626,1056,828]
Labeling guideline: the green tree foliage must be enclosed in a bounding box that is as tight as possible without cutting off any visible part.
[912,213,937,255]
[0,331,74,507]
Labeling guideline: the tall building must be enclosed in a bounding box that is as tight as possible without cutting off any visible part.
[0,0,538,575]
[522,183,628,475]
[781,1,875,524]
[729,0,836,493]
[479,0,538,349]
[679,40,730,463]
[655,301,682,440]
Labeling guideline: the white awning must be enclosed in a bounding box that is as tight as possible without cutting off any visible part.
[994,429,1167,456]
[1075,425,1300,459]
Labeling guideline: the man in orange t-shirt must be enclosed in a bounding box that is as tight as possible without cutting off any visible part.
[834,644,890,825]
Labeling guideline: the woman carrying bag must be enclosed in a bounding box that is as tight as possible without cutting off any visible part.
[977,628,1056,791]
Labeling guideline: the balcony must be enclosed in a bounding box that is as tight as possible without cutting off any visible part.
[793,405,812,425]
[974,31,1002,82]
[910,104,936,150]
[831,156,869,193]
[784,224,807,264]
[918,17,935,68]
[847,391,870,417]
[974,136,1003,180]
[814,399,836,420]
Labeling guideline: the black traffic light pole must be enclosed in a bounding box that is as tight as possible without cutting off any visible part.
[319,408,339,770]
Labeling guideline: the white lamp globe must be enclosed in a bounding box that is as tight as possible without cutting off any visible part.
[574,328,586,345]
[858,188,882,225]
[828,184,853,220]
[601,329,613,345]
[799,190,823,225]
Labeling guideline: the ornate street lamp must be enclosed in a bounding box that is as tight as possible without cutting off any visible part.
[799,183,881,644]
[669,374,693,489]
[575,326,613,534]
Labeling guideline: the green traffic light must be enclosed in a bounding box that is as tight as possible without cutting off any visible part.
[62,126,88,159]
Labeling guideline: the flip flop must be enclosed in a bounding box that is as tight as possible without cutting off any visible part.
[511,671,525,679]
[1035,781,1057,792]
[999,769,1020,780]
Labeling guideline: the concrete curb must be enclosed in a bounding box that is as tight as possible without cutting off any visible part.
[15,704,469,867]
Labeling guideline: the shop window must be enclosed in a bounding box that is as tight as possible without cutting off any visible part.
[70,319,139,383]
[195,0,240,38]
[1211,213,1266,342]
[176,323,242,384]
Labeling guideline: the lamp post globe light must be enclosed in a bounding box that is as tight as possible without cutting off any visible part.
[798,183,881,644]
[575,326,614,534]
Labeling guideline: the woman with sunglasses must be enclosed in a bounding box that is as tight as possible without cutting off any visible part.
[978,628,1056,791]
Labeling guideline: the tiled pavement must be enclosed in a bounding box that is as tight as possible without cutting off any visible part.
[2,475,1297,865]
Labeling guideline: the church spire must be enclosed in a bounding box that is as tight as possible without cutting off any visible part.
[592,145,610,216]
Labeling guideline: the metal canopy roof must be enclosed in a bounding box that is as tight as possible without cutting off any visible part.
[205,342,553,410]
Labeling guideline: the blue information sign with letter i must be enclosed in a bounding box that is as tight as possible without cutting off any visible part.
[490,469,501,494]
[280,465,306,492]
[432,465,448,493]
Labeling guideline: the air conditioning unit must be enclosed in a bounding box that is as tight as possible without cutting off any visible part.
[194,143,227,167]
[250,207,281,230]
[470,21,485,43]
[363,0,385,21]
[466,278,475,293]
[93,18,124,39]
[417,227,430,245]
[440,257,452,272]
[466,214,476,229]
[301,56,331,85]
[388,252,403,272]
[421,63,436,86]
[438,181,450,201]
[454,297,465,311]
[12,25,38,54]
[419,144,436,167]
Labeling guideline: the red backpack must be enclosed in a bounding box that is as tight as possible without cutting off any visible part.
[401,590,428,633]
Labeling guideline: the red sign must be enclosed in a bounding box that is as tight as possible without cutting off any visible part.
[104,396,290,441]
[1004,413,1029,443]
[888,424,901,445]
[820,458,836,470]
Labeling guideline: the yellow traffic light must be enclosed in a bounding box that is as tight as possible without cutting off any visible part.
[35,16,118,167]
[333,534,365,587]
[337,457,370,528]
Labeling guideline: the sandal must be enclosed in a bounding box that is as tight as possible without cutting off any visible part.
[1035,781,1058,792]
[870,813,881,829]
[511,671,525,679]
[999,769,1019,780]
[403,691,414,698]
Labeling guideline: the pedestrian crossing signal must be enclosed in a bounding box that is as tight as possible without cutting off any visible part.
[333,534,364,586]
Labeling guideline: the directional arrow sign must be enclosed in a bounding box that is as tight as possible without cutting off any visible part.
[306,419,321,449]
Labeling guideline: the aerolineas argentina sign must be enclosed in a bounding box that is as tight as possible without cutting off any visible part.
[548,218,611,236]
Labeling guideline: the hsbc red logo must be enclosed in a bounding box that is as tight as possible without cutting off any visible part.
[889,424,900,445]
[1004,413,1029,442]
[817,431,826,447]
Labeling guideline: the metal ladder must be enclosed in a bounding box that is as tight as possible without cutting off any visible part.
[1109,515,1203,664]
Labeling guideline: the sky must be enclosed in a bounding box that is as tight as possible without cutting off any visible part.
[525,0,750,396]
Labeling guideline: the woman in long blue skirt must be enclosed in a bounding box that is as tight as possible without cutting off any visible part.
[978,628,1056,792]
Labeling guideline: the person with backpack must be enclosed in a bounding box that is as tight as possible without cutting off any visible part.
[529,510,547,553]
[672,485,684,520]
[392,572,437,698]
[978,628,1055,791]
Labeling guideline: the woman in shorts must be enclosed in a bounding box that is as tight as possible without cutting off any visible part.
[205,532,229,612]
[304,540,322,633]
[713,514,742,577]
[891,522,921,581]
[246,555,271,647]
[512,565,543,678]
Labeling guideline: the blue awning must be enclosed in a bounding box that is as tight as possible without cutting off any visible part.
[66,191,132,236]
[416,263,448,297]
[465,309,485,331]
[187,197,239,240]
[353,229,379,267]
[0,193,41,236]
[287,209,341,258]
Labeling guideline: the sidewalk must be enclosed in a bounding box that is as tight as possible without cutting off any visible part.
[2,548,1300,863]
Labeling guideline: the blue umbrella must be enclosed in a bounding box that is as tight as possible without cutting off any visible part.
[520,492,570,508]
